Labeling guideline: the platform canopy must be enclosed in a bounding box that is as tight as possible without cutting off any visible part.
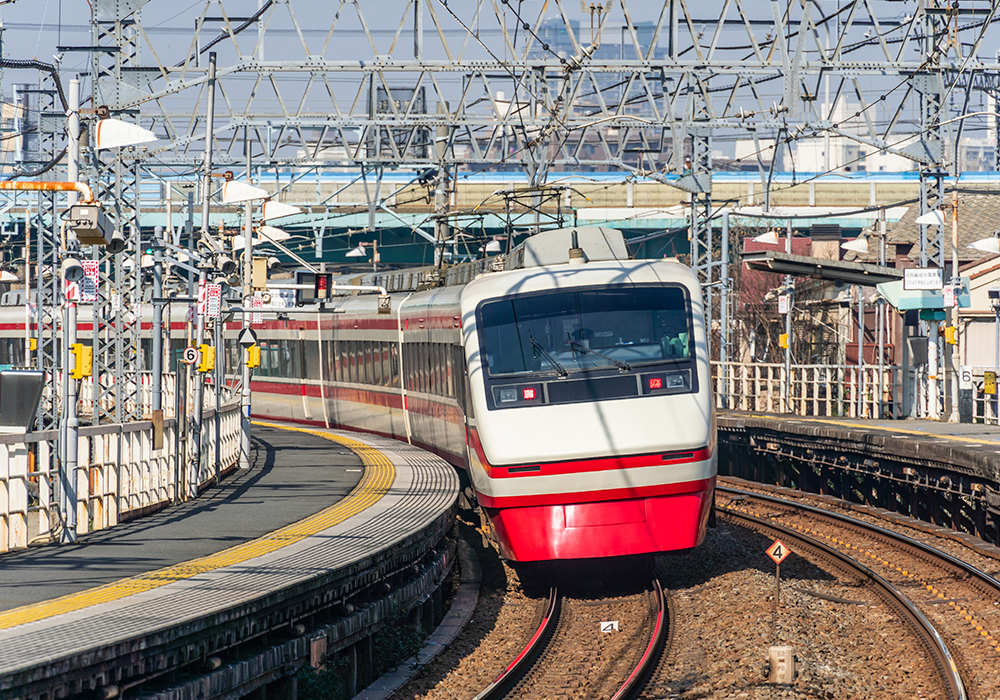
[742,251,904,286]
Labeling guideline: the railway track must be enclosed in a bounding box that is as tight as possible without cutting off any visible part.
[472,582,667,700]
[718,484,1000,700]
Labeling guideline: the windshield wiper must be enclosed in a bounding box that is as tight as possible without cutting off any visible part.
[529,336,568,377]
[569,340,631,372]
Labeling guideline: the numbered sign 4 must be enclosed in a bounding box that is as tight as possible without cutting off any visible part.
[766,539,791,565]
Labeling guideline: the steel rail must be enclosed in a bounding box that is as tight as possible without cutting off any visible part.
[610,579,668,700]
[719,507,968,700]
[719,485,1000,597]
[471,587,560,700]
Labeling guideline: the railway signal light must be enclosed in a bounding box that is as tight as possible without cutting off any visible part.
[314,272,332,300]
[246,344,261,369]
[197,344,216,373]
[70,343,93,379]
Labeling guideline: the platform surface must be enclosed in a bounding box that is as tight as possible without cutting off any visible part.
[0,425,364,611]
[0,422,458,686]
[720,411,1000,442]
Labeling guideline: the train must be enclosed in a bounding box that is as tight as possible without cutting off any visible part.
[0,226,716,562]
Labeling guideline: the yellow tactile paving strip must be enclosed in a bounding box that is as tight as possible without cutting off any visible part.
[737,414,1000,448]
[0,423,395,632]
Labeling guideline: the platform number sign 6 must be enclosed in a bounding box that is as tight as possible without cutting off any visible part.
[766,539,791,565]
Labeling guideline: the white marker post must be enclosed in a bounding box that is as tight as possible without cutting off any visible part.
[765,539,795,683]
[765,539,791,638]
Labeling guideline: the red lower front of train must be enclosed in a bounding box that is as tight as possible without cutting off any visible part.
[470,435,716,561]
[481,479,714,561]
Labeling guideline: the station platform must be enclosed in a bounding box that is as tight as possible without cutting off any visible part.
[0,422,459,700]
[717,411,1000,555]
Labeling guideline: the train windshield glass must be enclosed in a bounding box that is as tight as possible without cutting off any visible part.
[478,286,692,377]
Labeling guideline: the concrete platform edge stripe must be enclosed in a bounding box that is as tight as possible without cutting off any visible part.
[0,424,396,632]
[741,414,1000,448]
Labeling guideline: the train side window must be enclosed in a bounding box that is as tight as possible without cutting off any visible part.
[379,343,389,387]
[361,340,371,385]
[389,344,398,388]
[332,338,341,383]
[372,342,380,387]
[304,337,319,379]
[280,340,292,379]
[418,343,427,393]
[404,343,414,391]
[290,339,301,379]
[445,344,454,398]
[426,343,435,395]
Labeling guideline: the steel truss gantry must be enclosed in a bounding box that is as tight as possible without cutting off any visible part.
[3,0,997,429]
[78,0,998,274]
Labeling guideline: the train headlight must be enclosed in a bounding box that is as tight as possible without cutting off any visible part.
[643,370,691,394]
[493,383,543,406]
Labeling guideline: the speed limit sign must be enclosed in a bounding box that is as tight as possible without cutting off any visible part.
[182,346,199,364]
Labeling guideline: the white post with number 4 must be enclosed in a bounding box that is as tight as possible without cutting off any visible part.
[765,539,791,645]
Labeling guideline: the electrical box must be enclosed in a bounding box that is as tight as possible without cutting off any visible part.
[986,371,997,396]
[70,343,93,379]
[67,204,112,246]
[779,333,789,349]
[944,326,957,345]
[197,344,216,373]
[251,257,268,290]
[246,344,261,369]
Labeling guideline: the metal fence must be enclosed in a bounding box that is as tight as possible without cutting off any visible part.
[0,401,241,554]
[712,361,910,419]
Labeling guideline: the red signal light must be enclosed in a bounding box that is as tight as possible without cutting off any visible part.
[522,387,536,400]
[648,377,663,390]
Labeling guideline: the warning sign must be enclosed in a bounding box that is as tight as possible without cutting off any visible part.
[250,291,263,325]
[766,540,791,565]
[205,283,222,319]
[82,261,99,303]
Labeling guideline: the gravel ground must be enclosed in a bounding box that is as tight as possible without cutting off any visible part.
[388,515,945,700]
[650,522,943,699]
[387,517,545,700]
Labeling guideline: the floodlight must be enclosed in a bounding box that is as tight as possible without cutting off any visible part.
[259,225,291,242]
[95,118,158,150]
[969,237,1000,255]
[915,210,946,226]
[222,180,270,204]
[752,230,780,245]
[261,201,302,221]
[841,237,869,254]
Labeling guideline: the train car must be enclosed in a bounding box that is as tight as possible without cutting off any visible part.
[0,227,716,562]
[251,227,716,562]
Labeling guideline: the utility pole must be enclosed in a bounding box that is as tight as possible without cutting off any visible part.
[240,127,253,470]
[949,191,960,422]
[192,51,217,491]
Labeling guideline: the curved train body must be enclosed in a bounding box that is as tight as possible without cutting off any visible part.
[0,227,716,562]
[251,227,716,561]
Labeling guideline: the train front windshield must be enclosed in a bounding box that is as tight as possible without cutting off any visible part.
[478,285,693,377]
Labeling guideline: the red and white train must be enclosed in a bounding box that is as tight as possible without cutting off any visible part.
[0,226,716,562]
[251,227,716,562]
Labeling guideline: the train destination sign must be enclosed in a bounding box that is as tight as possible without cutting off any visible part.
[766,540,791,565]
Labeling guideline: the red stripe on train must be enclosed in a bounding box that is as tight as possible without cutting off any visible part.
[476,477,714,509]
